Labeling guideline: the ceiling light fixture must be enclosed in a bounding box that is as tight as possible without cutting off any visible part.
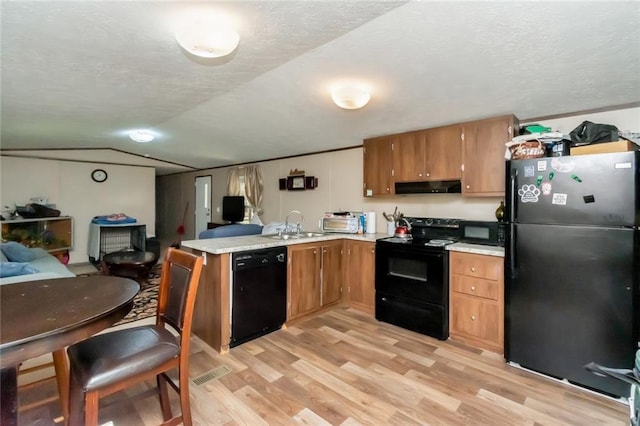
[331,84,371,110]
[129,130,155,143]
[175,12,239,58]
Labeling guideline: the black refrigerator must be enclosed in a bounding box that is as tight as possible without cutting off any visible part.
[505,151,639,398]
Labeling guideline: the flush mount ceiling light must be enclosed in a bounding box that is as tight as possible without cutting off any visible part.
[175,11,239,58]
[128,130,155,143]
[331,84,371,110]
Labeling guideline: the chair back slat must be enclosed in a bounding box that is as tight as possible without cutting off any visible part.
[157,248,203,335]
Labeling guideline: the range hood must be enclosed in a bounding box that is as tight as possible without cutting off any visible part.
[395,180,462,194]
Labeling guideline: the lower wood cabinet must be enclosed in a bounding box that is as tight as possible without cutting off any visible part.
[288,240,344,321]
[322,240,343,306]
[449,251,504,353]
[344,240,375,315]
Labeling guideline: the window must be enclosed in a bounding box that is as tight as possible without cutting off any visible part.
[227,166,263,222]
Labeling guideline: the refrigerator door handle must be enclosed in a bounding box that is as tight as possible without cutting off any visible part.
[507,166,517,279]
[509,168,517,223]
[508,223,516,279]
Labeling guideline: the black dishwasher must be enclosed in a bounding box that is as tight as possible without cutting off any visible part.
[231,246,287,348]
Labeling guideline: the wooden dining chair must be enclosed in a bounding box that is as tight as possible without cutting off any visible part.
[66,247,204,426]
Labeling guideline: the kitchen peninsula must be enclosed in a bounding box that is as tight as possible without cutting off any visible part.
[181,233,385,353]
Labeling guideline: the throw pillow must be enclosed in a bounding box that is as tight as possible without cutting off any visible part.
[0,262,39,278]
[30,247,50,259]
[1,242,37,262]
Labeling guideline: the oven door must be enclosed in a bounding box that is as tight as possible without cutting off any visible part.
[375,241,448,306]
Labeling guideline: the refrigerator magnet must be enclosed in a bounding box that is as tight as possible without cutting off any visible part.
[518,184,540,203]
[552,193,568,205]
[524,165,535,177]
[537,160,547,171]
[541,182,552,195]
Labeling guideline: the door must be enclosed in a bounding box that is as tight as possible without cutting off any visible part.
[392,131,425,182]
[375,242,447,305]
[321,241,343,306]
[363,136,394,196]
[462,115,517,196]
[425,125,462,180]
[506,223,636,397]
[288,244,321,320]
[346,241,375,314]
[195,176,211,237]
[231,248,287,347]
[507,151,637,227]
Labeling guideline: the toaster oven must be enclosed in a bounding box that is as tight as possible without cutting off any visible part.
[320,212,361,234]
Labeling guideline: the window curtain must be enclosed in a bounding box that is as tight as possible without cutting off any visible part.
[226,168,241,196]
[244,165,264,216]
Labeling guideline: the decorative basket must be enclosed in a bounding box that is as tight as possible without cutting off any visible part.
[509,139,546,160]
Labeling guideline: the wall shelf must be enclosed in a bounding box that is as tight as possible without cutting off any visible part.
[1,216,73,255]
[279,175,318,191]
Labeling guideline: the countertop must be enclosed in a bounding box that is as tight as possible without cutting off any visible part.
[181,232,388,255]
[447,242,505,257]
[182,233,505,257]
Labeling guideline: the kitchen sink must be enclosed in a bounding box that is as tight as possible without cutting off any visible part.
[261,232,326,240]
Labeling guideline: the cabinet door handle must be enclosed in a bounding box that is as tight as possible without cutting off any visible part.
[418,173,422,177]
[313,250,317,254]
[471,267,476,272]
[323,249,327,253]
[471,315,476,321]
[471,286,476,291]
[426,173,430,177]
[466,185,471,189]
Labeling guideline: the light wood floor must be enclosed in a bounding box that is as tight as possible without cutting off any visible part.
[19,306,628,425]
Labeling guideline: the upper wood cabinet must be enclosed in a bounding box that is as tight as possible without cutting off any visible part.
[392,126,462,183]
[424,125,462,181]
[392,131,424,182]
[363,135,394,196]
[363,114,517,197]
[462,115,518,196]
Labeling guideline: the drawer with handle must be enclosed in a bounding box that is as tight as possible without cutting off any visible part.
[451,275,499,300]
[450,251,501,280]
[450,294,501,343]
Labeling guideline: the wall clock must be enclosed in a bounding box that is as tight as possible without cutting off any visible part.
[91,169,108,183]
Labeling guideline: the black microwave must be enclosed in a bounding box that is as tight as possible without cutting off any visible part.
[459,221,506,247]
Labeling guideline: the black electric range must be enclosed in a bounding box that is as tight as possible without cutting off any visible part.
[375,217,462,340]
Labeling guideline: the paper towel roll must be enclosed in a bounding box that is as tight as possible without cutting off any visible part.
[365,211,376,234]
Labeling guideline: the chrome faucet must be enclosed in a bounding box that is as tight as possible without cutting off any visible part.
[285,210,304,234]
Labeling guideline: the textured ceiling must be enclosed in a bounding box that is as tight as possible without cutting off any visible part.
[1,1,639,175]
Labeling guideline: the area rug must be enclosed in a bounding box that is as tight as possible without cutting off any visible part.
[114,271,159,326]
[79,265,160,326]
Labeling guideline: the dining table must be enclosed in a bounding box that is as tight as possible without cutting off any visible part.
[0,275,139,426]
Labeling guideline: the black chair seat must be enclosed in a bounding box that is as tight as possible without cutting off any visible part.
[66,248,203,426]
[67,325,179,391]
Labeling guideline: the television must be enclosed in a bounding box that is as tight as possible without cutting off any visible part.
[222,196,245,223]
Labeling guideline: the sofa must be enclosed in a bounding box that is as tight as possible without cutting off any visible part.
[198,223,263,239]
[0,242,75,285]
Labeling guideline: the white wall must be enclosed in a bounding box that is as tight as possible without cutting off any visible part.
[159,106,639,241]
[0,157,156,264]
[159,148,503,240]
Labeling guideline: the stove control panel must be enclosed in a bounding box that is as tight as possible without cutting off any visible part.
[408,217,461,228]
